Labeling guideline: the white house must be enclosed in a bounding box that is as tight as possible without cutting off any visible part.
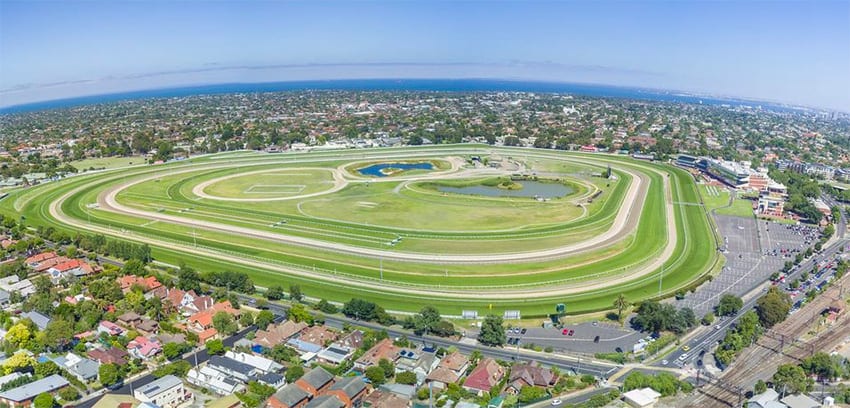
[134,375,192,408]
[623,388,661,408]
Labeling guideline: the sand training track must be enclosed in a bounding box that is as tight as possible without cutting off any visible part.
[47,149,681,298]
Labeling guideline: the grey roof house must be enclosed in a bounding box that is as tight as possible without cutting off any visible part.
[0,374,68,407]
[21,311,51,330]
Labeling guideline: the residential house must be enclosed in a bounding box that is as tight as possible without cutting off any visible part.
[506,363,556,394]
[224,351,283,374]
[21,311,51,330]
[24,252,56,268]
[295,367,335,397]
[0,277,35,298]
[52,353,100,383]
[426,351,468,390]
[134,375,193,408]
[117,311,143,328]
[188,301,240,332]
[90,393,141,408]
[254,321,308,349]
[207,355,258,383]
[187,366,245,396]
[354,339,399,371]
[118,275,163,293]
[326,377,368,408]
[88,347,130,366]
[394,349,437,385]
[98,321,125,336]
[462,358,505,396]
[267,384,311,408]
[316,345,355,366]
[297,326,339,349]
[335,331,364,350]
[197,328,218,344]
[47,259,94,282]
[136,318,159,336]
[127,336,162,360]
[304,396,344,408]
[375,384,415,401]
[0,374,69,408]
[362,391,409,408]
[287,338,324,356]
[257,373,286,390]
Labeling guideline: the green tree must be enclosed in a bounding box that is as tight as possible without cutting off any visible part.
[365,366,386,385]
[265,286,285,301]
[289,284,303,302]
[716,294,743,317]
[205,339,225,355]
[41,319,74,351]
[478,315,506,347]
[255,310,275,330]
[702,312,716,326]
[613,294,630,324]
[213,312,238,336]
[98,363,123,386]
[287,304,312,324]
[239,311,255,327]
[316,300,338,314]
[772,364,812,394]
[756,286,792,328]
[754,379,767,394]
[284,365,304,383]
[58,387,80,402]
[163,342,192,360]
[33,393,54,408]
[396,371,417,385]
[378,358,395,379]
[176,263,202,292]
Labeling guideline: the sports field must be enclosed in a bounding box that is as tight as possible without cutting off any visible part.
[3,145,720,316]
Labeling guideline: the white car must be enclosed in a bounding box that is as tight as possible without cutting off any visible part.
[661,359,669,365]
[678,353,689,361]
[551,400,562,406]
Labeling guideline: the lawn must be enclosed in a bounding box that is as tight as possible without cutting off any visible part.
[2,145,719,316]
[71,156,147,171]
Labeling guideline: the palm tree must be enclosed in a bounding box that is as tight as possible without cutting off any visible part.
[614,294,630,325]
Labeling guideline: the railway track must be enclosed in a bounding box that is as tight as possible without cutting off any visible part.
[689,273,850,407]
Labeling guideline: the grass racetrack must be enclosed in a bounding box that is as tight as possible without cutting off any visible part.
[3,145,719,317]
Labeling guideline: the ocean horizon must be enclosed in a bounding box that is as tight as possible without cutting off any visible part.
[0,78,794,115]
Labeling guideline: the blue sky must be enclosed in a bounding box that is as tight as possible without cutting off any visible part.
[1,1,849,111]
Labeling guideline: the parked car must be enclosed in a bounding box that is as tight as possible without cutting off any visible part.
[562,328,569,335]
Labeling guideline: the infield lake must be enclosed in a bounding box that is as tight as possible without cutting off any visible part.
[358,162,434,177]
[437,181,573,198]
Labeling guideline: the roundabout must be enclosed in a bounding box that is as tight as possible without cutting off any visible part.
[3,145,720,316]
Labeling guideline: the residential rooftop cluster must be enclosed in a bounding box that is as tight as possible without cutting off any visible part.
[0,91,849,187]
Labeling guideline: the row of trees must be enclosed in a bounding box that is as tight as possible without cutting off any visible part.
[631,301,697,334]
